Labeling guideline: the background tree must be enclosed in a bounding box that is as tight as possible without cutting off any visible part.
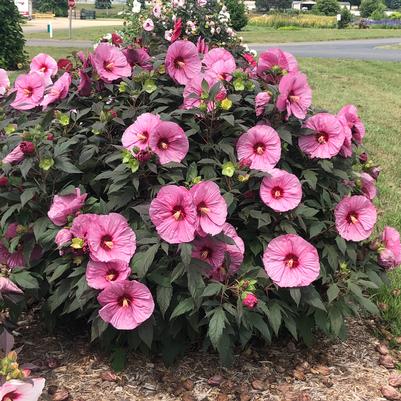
[385,0,401,9]
[225,0,248,30]
[95,0,112,9]
[337,7,353,28]
[255,0,292,11]
[313,0,341,15]
[33,0,68,17]
[0,0,26,70]
[360,0,385,17]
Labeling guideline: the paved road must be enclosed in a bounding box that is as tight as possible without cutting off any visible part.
[25,37,401,61]
[250,38,401,61]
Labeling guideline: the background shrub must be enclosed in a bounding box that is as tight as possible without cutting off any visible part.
[225,0,248,31]
[33,0,68,17]
[95,0,112,9]
[313,0,341,16]
[0,0,26,70]
[360,0,385,17]
[337,7,353,28]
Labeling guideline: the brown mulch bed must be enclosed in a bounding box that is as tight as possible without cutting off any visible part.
[16,315,399,401]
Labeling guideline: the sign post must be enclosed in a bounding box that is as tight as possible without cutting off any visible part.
[68,0,75,39]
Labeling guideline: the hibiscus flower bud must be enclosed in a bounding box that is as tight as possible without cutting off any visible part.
[359,152,368,164]
[220,98,232,110]
[71,237,84,250]
[238,174,249,183]
[242,293,258,309]
[378,248,396,268]
[368,166,381,180]
[19,141,35,155]
[0,176,8,187]
[222,161,235,177]
[136,150,152,164]
[47,133,54,141]
[57,58,73,72]
[369,238,382,251]
[239,158,252,169]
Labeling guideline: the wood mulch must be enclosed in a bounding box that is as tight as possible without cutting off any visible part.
[15,315,401,401]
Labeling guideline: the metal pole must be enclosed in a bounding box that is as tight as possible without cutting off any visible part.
[69,6,72,39]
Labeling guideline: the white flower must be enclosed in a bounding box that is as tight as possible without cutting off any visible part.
[143,18,155,32]
[153,4,162,18]
[216,26,221,34]
[103,33,112,40]
[132,0,141,13]
[210,27,215,35]
[165,29,173,41]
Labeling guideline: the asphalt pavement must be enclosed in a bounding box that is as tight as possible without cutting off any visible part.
[25,37,401,61]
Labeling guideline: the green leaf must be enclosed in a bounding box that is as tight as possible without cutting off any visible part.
[138,319,153,349]
[91,315,108,342]
[157,286,173,317]
[303,170,318,190]
[111,348,126,372]
[309,222,326,238]
[208,307,227,348]
[329,307,344,336]
[20,188,36,208]
[179,243,192,266]
[266,303,282,335]
[335,236,347,255]
[296,204,319,218]
[327,283,340,304]
[55,158,82,174]
[357,296,379,315]
[130,244,159,278]
[202,282,224,297]
[33,216,51,242]
[170,298,194,320]
[302,287,326,311]
[10,270,39,289]
[290,288,301,306]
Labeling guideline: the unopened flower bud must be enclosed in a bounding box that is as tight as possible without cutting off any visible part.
[0,176,8,187]
[238,174,249,183]
[242,293,258,309]
[20,141,35,155]
[368,166,381,180]
[359,152,368,164]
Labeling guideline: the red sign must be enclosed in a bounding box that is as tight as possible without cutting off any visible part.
[68,0,75,7]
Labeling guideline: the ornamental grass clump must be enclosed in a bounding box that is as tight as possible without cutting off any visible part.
[0,37,399,366]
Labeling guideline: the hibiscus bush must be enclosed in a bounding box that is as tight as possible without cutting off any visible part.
[0,37,400,366]
[124,0,240,49]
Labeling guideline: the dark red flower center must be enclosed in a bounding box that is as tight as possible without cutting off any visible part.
[253,142,265,155]
[284,253,299,268]
[105,269,119,282]
[316,132,329,144]
[2,391,19,401]
[172,205,186,221]
[39,64,48,73]
[197,201,210,216]
[200,247,211,260]
[174,56,185,69]
[23,87,33,97]
[346,212,359,224]
[137,131,149,143]
[104,61,114,72]
[118,295,132,308]
[271,186,284,199]
[157,138,169,150]
[101,234,114,250]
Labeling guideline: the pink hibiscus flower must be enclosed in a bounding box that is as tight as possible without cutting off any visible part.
[92,43,131,83]
[149,185,197,244]
[48,188,87,226]
[122,113,160,152]
[337,115,353,158]
[260,168,302,212]
[78,69,91,97]
[196,36,209,54]
[203,48,236,81]
[148,120,189,164]
[299,113,345,159]
[262,234,320,287]
[11,72,45,111]
[0,68,10,96]
[86,260,131,290]
[189,181,227,236]
[255,91,271,117]
[165,40,201,85]
[143,18,154,31]
[86,213,137,264]
[359,172,377,200]
[2,144,25,164]
[192,236,226,268]
[276,72,312,120]
[337,104,365,144]
[335,195,377,241]
[378,227,401,269]
[209,223,245,281]
[97,280,154,330]
[182,73,226,111]
[70,214,96,249]
[0,277,23,294]
[40,72,71,110]
[55,228,73,249]
[0,378,45,401]
[236,125,281,172]
[257,48,298,83]
[30,53,58,84]
[123,47,152,71]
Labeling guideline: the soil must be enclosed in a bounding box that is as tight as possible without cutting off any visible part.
[16,315,398,401]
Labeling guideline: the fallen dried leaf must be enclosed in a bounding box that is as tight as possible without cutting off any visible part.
[389,373,401,388]
[52,389,69,401]
[379,355,396,369]
[239,392,251,401]
[251,379,265,391]
[208,374,223,386]
[181,392,195,401]
[315,365,330,376]
[100,371,118,382]
[297,391,312,401]
[376,343,390,355]
[217,394,229,401]
[381,385,401,400]
[293,369,306,381]
[182,379,194,391]
[395,337,401,345]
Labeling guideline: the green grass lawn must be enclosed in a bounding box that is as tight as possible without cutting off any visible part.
[299,58,401,336]
[76,3,125,18]
[24,24,123,41]
[241,26,401,43]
